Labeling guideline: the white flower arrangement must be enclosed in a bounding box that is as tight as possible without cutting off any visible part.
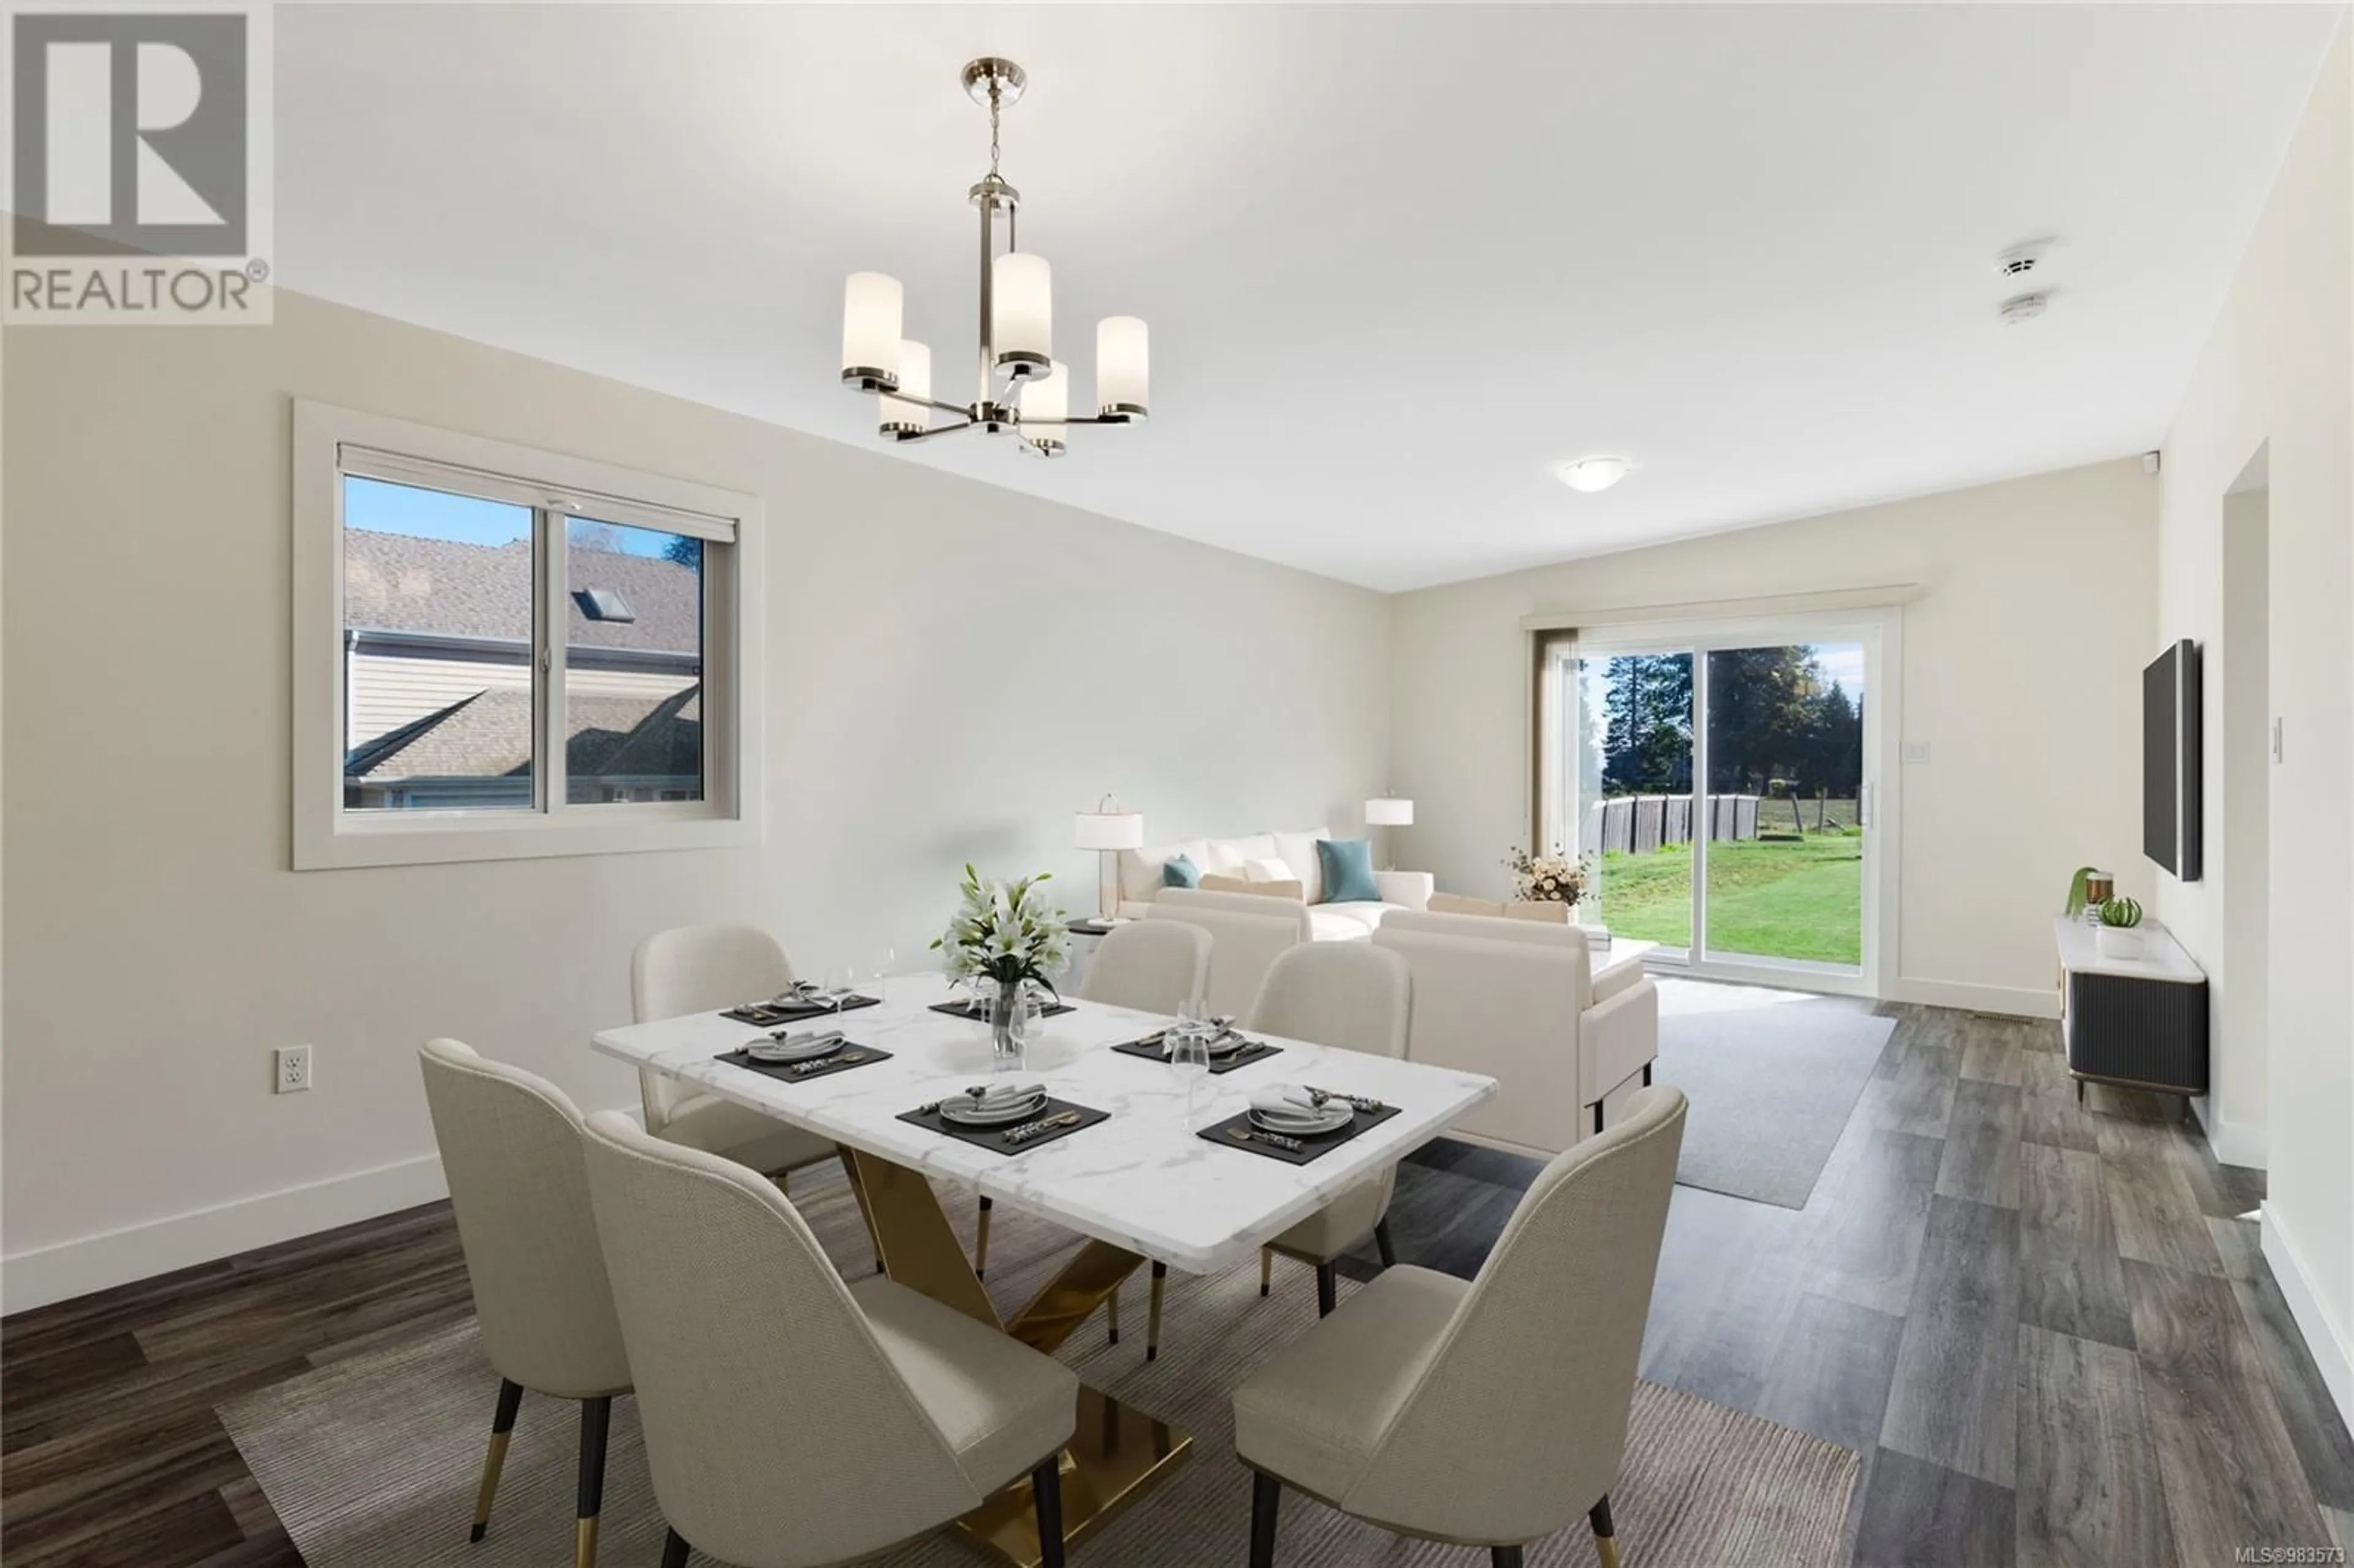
[932,864,1071,994]
[1503,846,1590,906]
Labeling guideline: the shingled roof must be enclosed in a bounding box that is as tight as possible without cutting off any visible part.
[345,687,703,788]
[342,529,703,654]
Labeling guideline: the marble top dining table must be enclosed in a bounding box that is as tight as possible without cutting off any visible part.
[593,973,1499,1276]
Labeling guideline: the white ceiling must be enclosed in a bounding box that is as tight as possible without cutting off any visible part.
[276,4,2345,592]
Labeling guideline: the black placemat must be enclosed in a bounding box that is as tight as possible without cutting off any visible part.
[721,994,882,1026]
[1198,1102,1403,1164]
[717,1043,893,1083]
[926,999,1077,1021]
[896,1096,1108,1155]
[1110,1034,1284,1075]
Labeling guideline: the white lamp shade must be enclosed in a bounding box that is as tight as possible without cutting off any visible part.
[992,253,1053,367]
[879,338,930,432]
[1096,316,1149,415]
[1020,359,1067,445]
[1365,797,1415,826]
[841,272,902,378]
[1075,810,1145,851]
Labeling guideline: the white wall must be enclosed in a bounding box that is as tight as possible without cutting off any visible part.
[0,291,1392,1309]
[2155,23,2352,1421]
[1388,458,2158,1018]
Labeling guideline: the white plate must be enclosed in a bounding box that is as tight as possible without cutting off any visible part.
[745,1034,844,1064]
[1249,1103,1353,1136]
[942,1094,1049,1127]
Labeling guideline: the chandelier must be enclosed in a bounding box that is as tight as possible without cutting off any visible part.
[838,58,1148,458]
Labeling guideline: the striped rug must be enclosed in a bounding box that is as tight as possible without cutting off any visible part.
[220,1165,1856,1567]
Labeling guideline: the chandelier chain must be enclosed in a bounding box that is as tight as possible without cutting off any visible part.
[988,83,1002,179]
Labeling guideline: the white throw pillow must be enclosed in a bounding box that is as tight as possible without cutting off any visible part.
[1271,829,1331,904]
[1243,857,1297,883]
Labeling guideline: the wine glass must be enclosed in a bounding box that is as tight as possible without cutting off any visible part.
[866,946,896,1005]
[1170,998,1213,1111]
[821,964,854,1011]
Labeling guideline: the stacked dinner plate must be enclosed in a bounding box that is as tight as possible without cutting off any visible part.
[940,1079,1050,1126]
[744,1029,846,1065]
[1248,1084,1353,1137]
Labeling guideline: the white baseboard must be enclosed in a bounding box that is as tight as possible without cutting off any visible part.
[2192,1102,2269,1170]
[1,1103,645,1317]
[2261,1201,2354,1433]
[1887,976,2062,1019]
[1,1152,449,1316]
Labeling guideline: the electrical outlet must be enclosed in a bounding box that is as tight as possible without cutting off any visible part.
[274,1045,313,1094]
[1902,740,1932,764]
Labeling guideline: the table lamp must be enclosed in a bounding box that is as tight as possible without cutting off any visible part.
[1366,794,1414,870]
[1074,794,1145,922]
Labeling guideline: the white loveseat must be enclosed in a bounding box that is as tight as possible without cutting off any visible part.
[1373,908,1658,1159]
[1114,828,1433,943]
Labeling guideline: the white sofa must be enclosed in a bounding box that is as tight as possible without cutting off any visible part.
[1114,828,1433,943]
[1145,888,1315,1021]
[1373,908,1658,1160]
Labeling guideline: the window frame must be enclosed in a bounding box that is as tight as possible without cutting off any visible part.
[293,400,763,870]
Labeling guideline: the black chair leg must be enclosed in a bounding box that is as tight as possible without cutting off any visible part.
[470,1377,524,1542]
[1373,1218,1397,1269]
[1315,1260,1337,1317]
[1642,1062,1653,1087]
[659,1527,691,1568]
[1146,1260,1167,1361]
[1491,1547,1525,1568]
[574,1396,612,1568]
[1590,1491,1620,1568]
[1032,1457,1067,1568]
[1248,1471,1282,1568]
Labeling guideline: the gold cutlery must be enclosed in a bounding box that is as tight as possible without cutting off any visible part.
[1228,1125,1303,1153]
[1004,1110,1081,1144]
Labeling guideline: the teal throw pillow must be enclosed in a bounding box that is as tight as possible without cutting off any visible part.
[1161,853,1200,889]
[1316,837,1381,904]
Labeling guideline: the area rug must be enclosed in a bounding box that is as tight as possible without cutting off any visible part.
[1655,980,1895,1210]
[220,1167,1857,1567]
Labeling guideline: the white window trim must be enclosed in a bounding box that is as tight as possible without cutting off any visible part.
[292,399,764,870]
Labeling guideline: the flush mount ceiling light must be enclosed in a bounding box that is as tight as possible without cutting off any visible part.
[1558,457,1631,493]
[838,58,1148,460]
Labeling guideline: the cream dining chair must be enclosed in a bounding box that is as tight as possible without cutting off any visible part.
[417,1040,631,1568]
[630,924,841,1184]
[579,1111,1080,1568]
[1233,1085,1687,1568]
[1249,942,1413,1319]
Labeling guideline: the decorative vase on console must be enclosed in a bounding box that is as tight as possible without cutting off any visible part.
[934,864,1069,1068]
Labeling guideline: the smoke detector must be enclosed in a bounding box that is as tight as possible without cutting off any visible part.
[1994,242,2051,280]
[1998,291,2049,326]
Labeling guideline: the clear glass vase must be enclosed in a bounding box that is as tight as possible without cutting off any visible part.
[987,980,1028,1068]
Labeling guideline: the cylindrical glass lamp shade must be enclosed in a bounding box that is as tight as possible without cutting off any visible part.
[841,273,902,387]
[1019,360,1067,455]
[1365,797,1415,826]
[992,253,1052,376]
[1096,316,1149,419]
[879,339,930,436]
[1075,810,1145,851]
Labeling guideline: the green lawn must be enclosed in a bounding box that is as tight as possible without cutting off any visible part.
[1598,831,1863,965]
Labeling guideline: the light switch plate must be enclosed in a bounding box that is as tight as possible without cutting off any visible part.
[1902,740,1932,764]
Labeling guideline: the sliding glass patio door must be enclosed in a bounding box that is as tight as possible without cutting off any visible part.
[1550,615,1887,991]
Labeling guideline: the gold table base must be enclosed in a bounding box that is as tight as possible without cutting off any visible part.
[840,1148,1194,1568]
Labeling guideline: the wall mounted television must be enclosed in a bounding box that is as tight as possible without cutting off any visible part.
[2143,638,2201,880]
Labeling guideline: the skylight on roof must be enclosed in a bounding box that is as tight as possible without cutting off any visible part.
[577,587,635,623]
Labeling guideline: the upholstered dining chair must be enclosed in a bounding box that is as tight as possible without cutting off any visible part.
[417,1040,631,1568]
[631,924,841,1185]
[970,918,1212,1293]
[1232,1085,1686,1568]
[1080,918,1211,1013]
[578,1111,1080,1568]
[1247,942,1415,1325]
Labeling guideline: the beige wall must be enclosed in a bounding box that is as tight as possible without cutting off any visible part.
[2155,24,2351,1415]
[1388,457,2158,1016]
[0,291,1392,1306]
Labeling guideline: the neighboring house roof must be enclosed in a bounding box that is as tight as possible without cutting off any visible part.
[346,687,703,785]
[341,528,702,655]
